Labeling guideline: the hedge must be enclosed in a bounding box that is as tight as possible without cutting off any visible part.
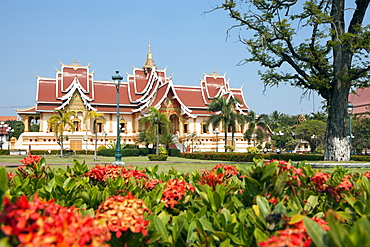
[180,152,325,162]
[121,149,140,157]
[168,148,180,157]
[148,154,168,161]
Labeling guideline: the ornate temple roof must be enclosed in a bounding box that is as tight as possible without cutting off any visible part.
[17,45,250,118]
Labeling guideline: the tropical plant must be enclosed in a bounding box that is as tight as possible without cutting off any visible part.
[139,107,170,155]
[217,0,370,161]
[267,110,284,131]
[294,120,327,153]
[159,126,176,150]
[85,111,106,161]
[206,96,245,152]
[48,109,75,158]
[352,116,370,154]
[244,110,269,146]
[4,156,370,246]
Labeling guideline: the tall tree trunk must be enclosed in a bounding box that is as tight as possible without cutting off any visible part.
[324,0,353,161]
[224,125,228,152]
[324,86,350,161]
[60,135,64,158]
[94,132,98,161]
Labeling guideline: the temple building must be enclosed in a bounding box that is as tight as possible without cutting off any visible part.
[349,87,370,115]
[15,46,261,152]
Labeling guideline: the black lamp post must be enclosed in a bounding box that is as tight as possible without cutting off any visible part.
[213,128,220,152]
[348,102,354,155]
[112,71,125,166]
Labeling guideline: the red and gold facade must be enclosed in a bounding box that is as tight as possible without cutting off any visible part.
[16,47,254,152]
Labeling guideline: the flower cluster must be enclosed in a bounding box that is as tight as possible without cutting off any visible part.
[0,194,110,247]
[267,160,306,187]
[259,217,329,247]
[161,179,195,209]
[20,155,42,166]
[363,171,370,179]
[311,172,331,192]
[85,164,147,182]
[94,193,152,238]
[310,172,354,201]
[145,179,161,190]
[336,175,353,191]
[199,163,239,189]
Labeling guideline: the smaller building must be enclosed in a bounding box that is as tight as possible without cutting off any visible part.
[349,87,370,115]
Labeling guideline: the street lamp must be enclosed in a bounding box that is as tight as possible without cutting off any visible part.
[213,128,220,152]
[112,71,125,166]
[348,102,354,155]
[103,131,108,146]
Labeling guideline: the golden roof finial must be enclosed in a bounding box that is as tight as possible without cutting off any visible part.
[143,42,156,69]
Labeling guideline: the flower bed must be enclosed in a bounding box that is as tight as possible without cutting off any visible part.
[1,156,370,246]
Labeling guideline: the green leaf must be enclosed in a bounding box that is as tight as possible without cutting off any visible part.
[304,195,319,212]
[153,215,169,241]
[220,238,230,247]
[261,161,277,181]
[0,167,8,204]
[303,217,327,247]
[270,171,288,197]
[256,195,270,219]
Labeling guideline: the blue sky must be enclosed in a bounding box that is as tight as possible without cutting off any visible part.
[0,0,326,117]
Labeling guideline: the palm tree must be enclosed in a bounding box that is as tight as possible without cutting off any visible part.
[268,110,283,131]
[85,111,106,161]
[48,109,75,158]
[139,107,170,155]
[160,124,176,150]
[206,96,244,152]
[244,110,269,146]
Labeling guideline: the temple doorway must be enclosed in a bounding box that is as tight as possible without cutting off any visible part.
[170,114,179,134]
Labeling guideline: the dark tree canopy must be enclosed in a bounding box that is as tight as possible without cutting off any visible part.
[217,0,370,161]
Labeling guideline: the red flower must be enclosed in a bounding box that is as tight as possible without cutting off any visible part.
[311,172,331,192]
[20,155,42,166]
[94,193,152,237]
[199,163,239,189]
[0,194,110,246]
[161,179,195,208]
[258,217,329,247]
[364,171,370,179]
[336,175,353,191]
[85,164,147,182]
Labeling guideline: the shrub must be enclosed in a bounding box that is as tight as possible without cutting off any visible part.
[0,150,10,155]
[98,148,116,157]
[168,148,180,157]
[138,148,149,156]
[148,154,168,161]
[159,147,167,155]
[122,149,140,157]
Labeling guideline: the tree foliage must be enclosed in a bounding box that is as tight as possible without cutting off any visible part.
[294,120,327,153]
[85,111,106,161]
[244,110,268,145]
[206,96,245,152]
[353,116,370,153]
[217,0,370,161]
[48,109,75,158]
[139,107,170,155]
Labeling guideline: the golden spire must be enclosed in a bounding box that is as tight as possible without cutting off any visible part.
[143,43,156,69]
